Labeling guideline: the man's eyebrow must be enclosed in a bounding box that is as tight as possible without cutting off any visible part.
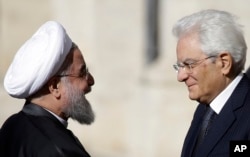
[184,58,196,62]
[178,58,196,64]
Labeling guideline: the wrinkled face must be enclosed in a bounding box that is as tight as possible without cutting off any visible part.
[61,48,95,124]
[175,34,225,104]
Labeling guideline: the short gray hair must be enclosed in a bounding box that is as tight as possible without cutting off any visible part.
[172,9,247,75]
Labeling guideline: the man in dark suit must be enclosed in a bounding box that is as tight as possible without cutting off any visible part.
[172,10,250,156]
[0,21,95,157]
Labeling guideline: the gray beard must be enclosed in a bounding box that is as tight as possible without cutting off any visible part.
[64,83,95,125]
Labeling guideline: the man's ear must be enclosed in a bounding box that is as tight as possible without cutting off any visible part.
[47,77,61,98]
[218,52,233,76]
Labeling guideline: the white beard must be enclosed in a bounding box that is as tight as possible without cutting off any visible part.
[63,82,95,125]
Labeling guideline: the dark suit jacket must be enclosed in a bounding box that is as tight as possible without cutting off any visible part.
[181,74,250,157]
[0,102,91,157]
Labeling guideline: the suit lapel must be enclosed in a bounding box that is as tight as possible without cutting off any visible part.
[196,106,235,156]
[181,104,206,157]
[195,75,250,156]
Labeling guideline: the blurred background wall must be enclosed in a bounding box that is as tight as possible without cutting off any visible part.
[1,0,250,156]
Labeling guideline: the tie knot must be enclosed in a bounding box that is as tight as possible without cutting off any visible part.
[204,106,216,121]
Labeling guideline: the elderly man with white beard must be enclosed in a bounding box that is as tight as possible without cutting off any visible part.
[0,21,95,157]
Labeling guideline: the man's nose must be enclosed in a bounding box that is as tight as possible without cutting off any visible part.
[177,68,189,82]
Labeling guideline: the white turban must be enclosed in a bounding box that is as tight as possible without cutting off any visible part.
[4,21,72,99]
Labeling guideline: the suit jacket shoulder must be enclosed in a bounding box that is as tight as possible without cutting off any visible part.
[182,75,250,157]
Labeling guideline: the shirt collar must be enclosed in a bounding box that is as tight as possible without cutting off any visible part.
[44,108,68,128]
[210,73,243,114]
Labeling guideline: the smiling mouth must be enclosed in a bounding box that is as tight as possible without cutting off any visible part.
[186,83,196,90]
[187,84,194,88]
[186,82,193,87]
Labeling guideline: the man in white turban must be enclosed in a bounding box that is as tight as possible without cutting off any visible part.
[0,21,95,157]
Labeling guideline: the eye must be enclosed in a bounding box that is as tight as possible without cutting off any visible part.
[182,61,197,69]
[183,60,196,66]
[182,62,191,67]
[79,67,88,77]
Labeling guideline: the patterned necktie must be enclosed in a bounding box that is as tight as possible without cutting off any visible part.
[194,106,217,150]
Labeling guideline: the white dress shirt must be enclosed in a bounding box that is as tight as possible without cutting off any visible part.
[210,73,243,114]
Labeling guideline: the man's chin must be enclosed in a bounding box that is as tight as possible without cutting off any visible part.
[188,93,198,101]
